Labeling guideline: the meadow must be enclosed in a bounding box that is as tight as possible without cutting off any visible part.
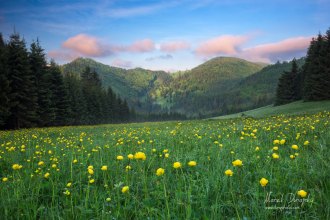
[0,112,329,219]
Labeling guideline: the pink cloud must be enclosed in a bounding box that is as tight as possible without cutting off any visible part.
[195,35,249,56]
[111,58,133,68]
[62,34,112,57]
[241,37,312,62]
[160,41,190,52]
[127,39,155,52]
[48,50,80,62]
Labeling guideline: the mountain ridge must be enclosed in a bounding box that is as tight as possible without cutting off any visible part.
[61,56,304,116]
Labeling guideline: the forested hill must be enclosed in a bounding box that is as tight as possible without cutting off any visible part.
[61,57,305,117]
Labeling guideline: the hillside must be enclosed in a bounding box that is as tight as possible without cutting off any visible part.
[211,100,330,119]
[61,57,305,117]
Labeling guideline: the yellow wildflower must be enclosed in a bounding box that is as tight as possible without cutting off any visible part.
[134,152,146,160]
[156,168,165,176]
[292,145,299,150]
[173,162,182,169]
[225,169,233,176]
[188,161,197,167]
[117,155,124,160]
[297,190,308,198]
[122,186,129,193]
[232,159,243,167]
[260,178,269,187]
[101,166,107,171]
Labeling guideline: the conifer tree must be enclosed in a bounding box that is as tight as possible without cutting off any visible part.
[7,33,38,128]
[0,33,11,128]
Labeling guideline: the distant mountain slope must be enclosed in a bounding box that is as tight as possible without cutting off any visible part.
[60,56,305,117]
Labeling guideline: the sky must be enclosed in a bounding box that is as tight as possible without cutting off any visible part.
[0,0,329,72]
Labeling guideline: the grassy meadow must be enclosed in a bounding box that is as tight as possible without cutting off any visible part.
[0,111,329,219]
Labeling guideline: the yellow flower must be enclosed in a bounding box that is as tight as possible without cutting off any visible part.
[12,164,23,170]
[232,159,243,167]
[89,179,95,184]
[290,155,295,159]
[156,168,165,176]
[127,154,134,159]
[88,168,94,175]
[38,161,44,166]
[272,153,279,159]
[66,182,72,187]
[106,197,111,202]
[152,148,157,152]
[259,178,269,187]
[273,146,278,151]
[44,172,50,178]
[101,165,107,171]
[125,165,132,171]
[188,161,197,167]
[273,140,280,144]
[292,145,299,150]
[2,177,8,182]
[122,186,129,193]
[73,159,78,163]
[304,141,310,146]
[255,147,260,151]
[63,190,71,196]
[51,164,57,168]
[225,169,233,176]
[280,139,286,145]
[117,155,124,160]
[297,190,308,198]
[134,152,146,160]
[173,162,182,169]
[165,153,169,158]
[163,149,169,153]
[88,165,93,169]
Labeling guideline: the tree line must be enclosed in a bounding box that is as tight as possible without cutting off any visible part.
[275,28,330,105]
[0,32,130,129]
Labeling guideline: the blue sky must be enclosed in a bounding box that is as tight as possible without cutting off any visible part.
[1,0,329,71]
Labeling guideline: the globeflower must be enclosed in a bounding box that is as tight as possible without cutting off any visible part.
[273,140,280,144]
[292,145,299,150]
[101,165,107,171]
[280,139,286,145]
[122,186,129,193]
[12,164,23,170]
[156,168,165,176]
[272,153,279,159]
[232,159,243,167]
[117,155,124,160]
[127,154,134,159]
[255,146,260,151]
[134,152,146,160]
[2,177,8,182]
[44,172,50,178]
[88,168,94,175]
[304,141,310,146]
[225,169,233,176]
[188,161,197,167]
[63,190,71,196]
[297,190,308,198]
[259,178,269,187]
[38,161,44,166]
[89,179,95,184]
[173,162,182,169]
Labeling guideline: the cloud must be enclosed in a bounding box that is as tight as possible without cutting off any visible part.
[195,35,249,56]
[241,36,312,62]
[62,34,113,57]
[160,41,190,52]
[127,39,155,52]
[48,50,80,62]
[48,34,156,61]
[111,58,133,68]
[146,54,173,61]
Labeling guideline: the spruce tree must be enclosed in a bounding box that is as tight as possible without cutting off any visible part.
[7,33,38,129]
[0,33,11,128]
[29,40,55,126]
[48,60,71,126]
[303,34,327,100]
[275,59,299,105]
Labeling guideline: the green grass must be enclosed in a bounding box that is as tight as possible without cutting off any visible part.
[0,112,329,219]
[212,100,330,119]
